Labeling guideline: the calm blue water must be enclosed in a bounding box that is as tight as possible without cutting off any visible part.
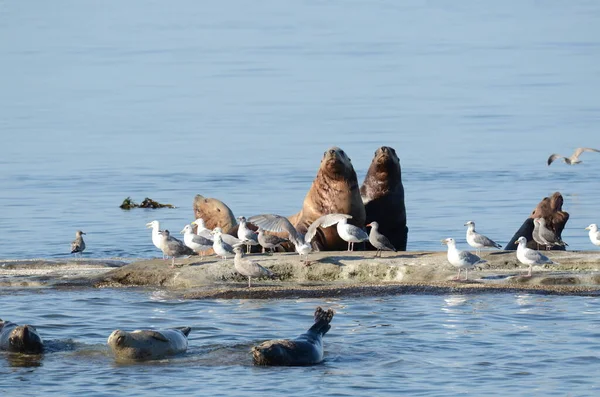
[1,289,600,396]
[1,0,599,258]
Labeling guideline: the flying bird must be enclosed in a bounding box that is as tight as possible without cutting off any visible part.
[547,147,600,166]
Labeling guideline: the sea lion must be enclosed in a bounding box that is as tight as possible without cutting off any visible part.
[0,319,44,354]
[288,147,366,251]
[360,146,408,251]
[193,195,237,233]
[505,192,569,250]
[107,327,191,361]
[252,307,334,366]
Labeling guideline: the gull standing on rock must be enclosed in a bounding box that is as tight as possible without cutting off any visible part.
[146,220,165,259]
[71,230,86,256]
[181,224,213,259]
[248,213,352,265]
[192,218,214,240]
[547,147,600,165]
[366,221,397,257]
[441,238,486,281]
[533,218,568,250]
[233,245,274,288]
[515,236,554,277]
[257,227,288,254]
[237,216,260,254]
[337,218,368,251]
[158,230,191,268]
[464,221,501,255]
[585,224,600,247]
[211,227,235,259]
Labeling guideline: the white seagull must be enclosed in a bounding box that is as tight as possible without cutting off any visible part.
[515,236,554,277]
[248,213,352,265]
[442,238,487,281]
[585,224,600,247]
[464,221,501,255]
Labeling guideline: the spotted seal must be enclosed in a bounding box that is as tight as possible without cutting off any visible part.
[0,319,44,354]
[107,327,191,361]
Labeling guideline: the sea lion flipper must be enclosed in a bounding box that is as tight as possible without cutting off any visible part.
[148,331,169,342]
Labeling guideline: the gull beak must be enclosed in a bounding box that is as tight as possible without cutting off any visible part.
[441,239,447,245]
[585,226,590,230]
[145,223,152,228]
[515,240,520,245]
[180,229,186,234]
[366,223,372,227]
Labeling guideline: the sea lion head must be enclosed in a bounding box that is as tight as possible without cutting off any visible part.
[321,147,355,178]
[549,192,563,211]
[9,325,43,354]
[370,146,401,178]
[107,330,131,348]
[193,195,236,233]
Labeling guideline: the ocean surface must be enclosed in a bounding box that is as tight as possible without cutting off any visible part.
[1,289,600,396]
[1,1,600,395]
[1,0,599,258]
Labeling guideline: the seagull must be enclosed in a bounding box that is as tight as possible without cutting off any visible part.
[70,230,86,256]
[366,221,397,257]
[547,147,600,166]
[181,224,213,259]
[441,238,486,281]
[237,216,260,254]
[146,220,166,259]
[192,218,214,240]
[336,218,368,251]
[533,218,568,250]
[157,230,191,267]
[464,221,501,255]
[248,213,352,265]
[210,227,235,260]
[257,227,288,254]
[585,224,600,247]
[515,236,554,277]
[232,245,274,288]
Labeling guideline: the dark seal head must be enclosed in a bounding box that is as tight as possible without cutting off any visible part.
[361,146,408,251]
[0,320,44,354]
[290,147,366,251]
[252,307,334,366]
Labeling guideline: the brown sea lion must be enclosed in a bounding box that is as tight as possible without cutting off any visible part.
[287,147,366,251]
[252,307,334,366]
[505,192,569,250]
[0,320,44,354]
[360,146,408,251]
[193,195,237,233]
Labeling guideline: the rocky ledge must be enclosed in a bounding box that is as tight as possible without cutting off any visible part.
[2,251,600,297]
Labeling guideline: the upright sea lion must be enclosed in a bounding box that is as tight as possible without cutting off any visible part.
[360,146,408,251]
[107,327,191,361]
[252,306,334,366]
[193,195,237,233]
[0,319,44,354]
[289,147,366,251]
[505,192,569,250]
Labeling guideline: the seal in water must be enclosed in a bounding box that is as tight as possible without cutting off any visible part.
[0,319,44,354]
[288,147,366,251]
[252,307,334,366]
[107,327,191,361]
[361,146,408,251]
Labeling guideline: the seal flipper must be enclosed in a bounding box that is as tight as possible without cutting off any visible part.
[148,331,169,342]
[173,327,191,337]
[308,307,334,336]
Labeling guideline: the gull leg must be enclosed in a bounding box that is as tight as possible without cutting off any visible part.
[525,265,532,278]
[454,269,461,280]
[248,276,251,289]
[465,268,469,281]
